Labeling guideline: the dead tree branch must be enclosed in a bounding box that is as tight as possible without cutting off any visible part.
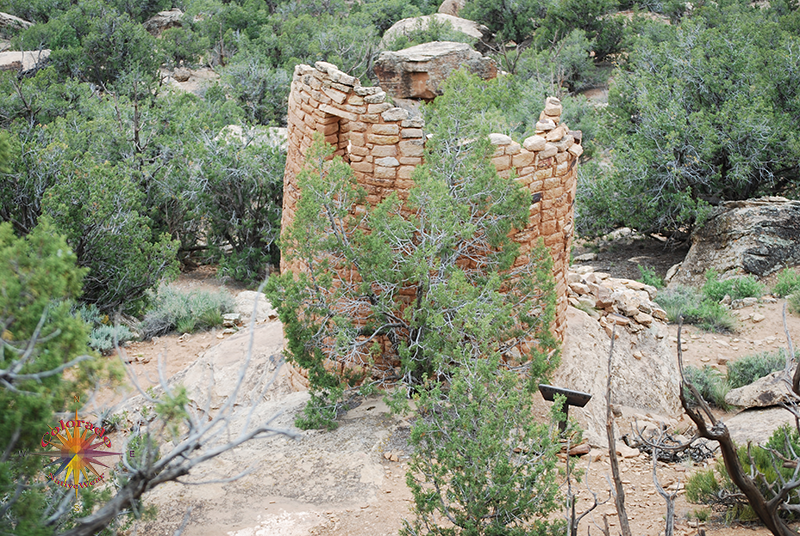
[605,323,632,536]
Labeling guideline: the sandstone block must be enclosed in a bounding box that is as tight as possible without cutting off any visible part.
[349,132,365,146]
[507,141,521,155]
[351,162,373,173]
[512,151,535,168]
[399,156,423,165]
[540,143,558,158]
[401,118,425,128]
[349,144,369,156]
[367,103,392,115]
[545,126,566,142]
[489,133,512,145]
[401,128,424,138]
[491,155,511,170]
[544,97,562,116]
[382,107,409,121]
[365,92,387,104]
[319,103,357,122]
[523,135,546,151]
[374,166,397,179]
[554,134,574,152]
[371,123,400,135]
[371,145,397,157]
[568,144,584,157]
[535,118,556,131]
[318,122,339,135]
[399,139,425,157]
[322,86,348,104]
[341,103,367,115]
[376,156,400,167]
[354,86,382,96]
[398,165,415,179]
[367,133,401,145]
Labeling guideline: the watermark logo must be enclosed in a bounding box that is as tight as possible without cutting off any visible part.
[34,401,122,500]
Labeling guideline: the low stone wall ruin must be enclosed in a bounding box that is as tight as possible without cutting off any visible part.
[281,60,582,351]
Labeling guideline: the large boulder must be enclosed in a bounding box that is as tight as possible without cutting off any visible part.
[669,197,800,287]
[143,8,183,35]
[438,0,467,16]
[381,13,488,48]
[725,369,794,409]
[554,306,681,446]
[374,41,496,100]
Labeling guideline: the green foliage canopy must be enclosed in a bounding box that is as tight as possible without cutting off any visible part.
[579,2,800,236]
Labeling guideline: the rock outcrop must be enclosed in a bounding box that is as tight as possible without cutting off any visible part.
[556,305,681,446]
[0,11,32,32]
[438,0,466,16]
[381,14,488,47]
[143,8,184,35]
[373,41,496,100]
[725,369,794,409]
[669,197,800,287]
[0,49,50,72]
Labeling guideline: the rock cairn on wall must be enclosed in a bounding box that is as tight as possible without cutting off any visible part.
[281,61,582,363]
[567,266,669,337]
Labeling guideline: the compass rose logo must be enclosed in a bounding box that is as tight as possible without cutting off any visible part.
[34,407,122,499]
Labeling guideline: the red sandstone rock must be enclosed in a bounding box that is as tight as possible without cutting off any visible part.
[373,42,497,101]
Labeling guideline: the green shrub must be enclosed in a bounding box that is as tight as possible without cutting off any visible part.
[683,365,730,409]
[656,285,736,332]
[791,292,800,316]
[727,350,792,389]
[702,269,764,302]
[637,265,664,289]
[686,468,722,504]
[88,324,134,355]
[403,355,563,536]
[139,286,234,339]
[774,268,800,298]
[42,163,180,315]
[195,133,285,284]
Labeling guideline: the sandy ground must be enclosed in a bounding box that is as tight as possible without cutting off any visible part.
[96,254,800,536]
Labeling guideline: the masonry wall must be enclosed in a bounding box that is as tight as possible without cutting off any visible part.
[282,60,581,351]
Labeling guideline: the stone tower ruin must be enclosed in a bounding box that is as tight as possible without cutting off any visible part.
[281,60,582,347]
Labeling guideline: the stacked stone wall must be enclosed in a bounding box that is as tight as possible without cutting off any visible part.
[281,60,581,352]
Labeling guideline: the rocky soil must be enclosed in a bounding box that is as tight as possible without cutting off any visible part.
[101,249,800,536]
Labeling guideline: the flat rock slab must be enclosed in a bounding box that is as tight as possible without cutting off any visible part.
[725,369,794,409]
[555,307,681,446]
[726,407,796,445]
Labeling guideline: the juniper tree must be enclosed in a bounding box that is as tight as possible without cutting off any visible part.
[266,72,559,427]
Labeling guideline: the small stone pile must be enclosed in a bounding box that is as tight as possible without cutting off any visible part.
[567,266,668,337]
